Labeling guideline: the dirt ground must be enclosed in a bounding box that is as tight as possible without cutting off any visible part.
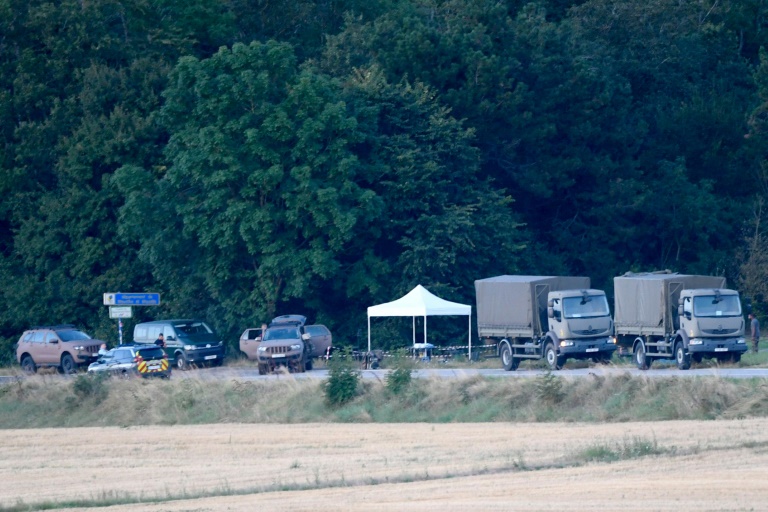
[2,420,767,511]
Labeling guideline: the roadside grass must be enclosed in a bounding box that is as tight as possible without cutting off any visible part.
[1,371,768,428]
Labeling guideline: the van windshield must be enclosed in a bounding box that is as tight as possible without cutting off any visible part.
[263,327,301,341]
[693,295,741,317]
[173,322,213,335]
[562,295,610,319]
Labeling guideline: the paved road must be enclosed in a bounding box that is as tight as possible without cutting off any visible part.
[2,365,767,384]
[171,365,768,381]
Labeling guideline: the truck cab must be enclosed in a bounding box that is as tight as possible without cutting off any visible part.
[546,289,616,364]
[677,289,746,364]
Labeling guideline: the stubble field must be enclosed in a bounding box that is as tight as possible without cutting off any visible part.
[2,419,768,511]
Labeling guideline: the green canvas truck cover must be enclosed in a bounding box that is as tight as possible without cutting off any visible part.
[475,275,591,338]
[614,272,726,335]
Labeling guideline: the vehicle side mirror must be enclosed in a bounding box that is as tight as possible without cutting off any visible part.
[547,299,554,308]
[301,333,310,341]
[547,307,554,318]
[678,305,684,317]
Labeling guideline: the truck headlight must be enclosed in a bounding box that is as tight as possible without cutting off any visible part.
[559,340,574,347]
[689,339,703,345]
[737,338,746,344]
[609,336,617,345]
[290,344,302,351]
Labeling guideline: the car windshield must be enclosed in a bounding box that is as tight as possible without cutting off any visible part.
[173,321,213,335]
[57,330,92,341]
[562,295,610,319]
[263,327,301,341]
[693,295,741,317]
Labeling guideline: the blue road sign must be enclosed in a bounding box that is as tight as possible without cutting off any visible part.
[103,293,161,306]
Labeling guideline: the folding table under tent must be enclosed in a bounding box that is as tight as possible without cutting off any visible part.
[366,285,473,359]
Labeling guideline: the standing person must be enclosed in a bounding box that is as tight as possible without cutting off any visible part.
[749,313,760,354]
[154,333,165,348]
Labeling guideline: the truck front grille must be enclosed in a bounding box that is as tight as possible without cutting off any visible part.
[702,328,739,335]
[574,329,601,335]
[266,346,290,354]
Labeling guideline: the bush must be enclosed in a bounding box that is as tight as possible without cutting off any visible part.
[72,373,109,402]
[535,371,564,404]
[386,353,414,396]
[324,350,360,407]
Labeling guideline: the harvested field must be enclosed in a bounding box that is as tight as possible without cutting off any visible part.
[2,419,768,511]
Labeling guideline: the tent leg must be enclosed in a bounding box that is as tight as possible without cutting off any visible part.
[367,316,371,353]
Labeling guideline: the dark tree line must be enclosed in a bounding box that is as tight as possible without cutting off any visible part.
[2,0,768,359]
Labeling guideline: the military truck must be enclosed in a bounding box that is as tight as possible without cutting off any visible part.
[614,271,747,370]
[475,276,616,370]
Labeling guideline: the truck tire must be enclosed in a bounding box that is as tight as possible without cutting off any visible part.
[634,340,652,370]
[674,341,690,370]
[544,342,562,371]
[500,343,519,371]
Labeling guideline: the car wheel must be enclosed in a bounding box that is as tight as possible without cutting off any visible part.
[21,355,37,374]
[60,354,76,375]
[175,353,188,371]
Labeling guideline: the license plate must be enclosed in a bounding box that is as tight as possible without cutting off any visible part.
[272,353,286,358]
[148,365,160,370]
[204,355,217,360]
[714,347,728,352]
[586,348,598,353]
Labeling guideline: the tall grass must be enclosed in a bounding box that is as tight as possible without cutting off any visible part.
[0,372,767,428]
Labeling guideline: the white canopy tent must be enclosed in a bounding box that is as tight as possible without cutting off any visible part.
[367,285,473,358]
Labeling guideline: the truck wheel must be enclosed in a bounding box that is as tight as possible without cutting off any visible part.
[500,344,519,371]
[634,340,651,370]
[544,342,562,370]
[60,354,76,375]
[258,364,268,375]
[21,355,37,374]
[674,341,690,370]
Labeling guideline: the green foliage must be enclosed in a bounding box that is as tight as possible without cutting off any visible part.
[324,351,361,407]
[535,371,564,404]
[71,373,109,402]
[578,436,664,463]
[385,353,413,396]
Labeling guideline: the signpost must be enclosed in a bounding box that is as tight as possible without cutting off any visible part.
[104,293,160,345]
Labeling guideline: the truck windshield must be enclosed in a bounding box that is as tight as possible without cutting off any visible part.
[693,295,741,317]
[263,327,300,341]
[562,295,610,319]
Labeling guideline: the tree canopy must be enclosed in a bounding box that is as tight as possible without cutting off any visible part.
[1,0,767,358]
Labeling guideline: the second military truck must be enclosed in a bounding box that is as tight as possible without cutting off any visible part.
[614,271,747,370]
[475,275,616,370]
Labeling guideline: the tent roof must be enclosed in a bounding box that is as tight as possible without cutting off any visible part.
[367,285,471,317]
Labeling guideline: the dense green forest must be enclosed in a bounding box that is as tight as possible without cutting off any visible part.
[2,0,768,359]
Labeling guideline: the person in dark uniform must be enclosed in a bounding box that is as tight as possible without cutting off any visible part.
[154,333,165,348]
[749,313,760,353]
